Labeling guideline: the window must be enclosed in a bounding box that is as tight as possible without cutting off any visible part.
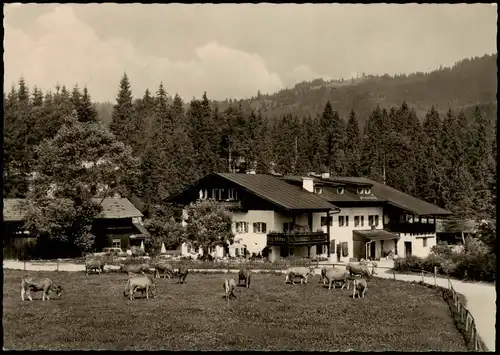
[228,188,238,201]
[253,222,267,233]
[368,215,374,226]
[337,187,344,194]
[360,216,364,227]
[283,222,293,232]
[338,216,345,227]
[314,187,323,194]
[364,188,371,195]
[235,248,240,257]
[321,216,333,226]
[112,238,121,248]
[235,222,248,233]
[423,238,428,247]
[374,215,379,226]
[212,188,224,200]
[357,187,364,195]
[354,216,360,227]
[345,216,349,227]
[341,242,349,257]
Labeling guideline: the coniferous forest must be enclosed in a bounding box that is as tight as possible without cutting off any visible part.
[3,55,497,235]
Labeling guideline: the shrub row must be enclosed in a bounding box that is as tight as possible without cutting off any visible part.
[394,252,496,282]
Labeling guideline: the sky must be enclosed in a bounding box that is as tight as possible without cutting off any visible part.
[4,3,497,103]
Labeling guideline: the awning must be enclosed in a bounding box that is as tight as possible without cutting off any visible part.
[353,229,400,241]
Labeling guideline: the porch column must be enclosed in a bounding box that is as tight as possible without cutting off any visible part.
[326,211,331,257]
[308,212,313,231]
[394,238,398,256]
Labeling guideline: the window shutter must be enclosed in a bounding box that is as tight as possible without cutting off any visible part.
[346,216,349,227]
[262,223,267,233]
[253,223,257,233]
[245,222,248,233]
[330,239,336,253]
[342,242,348,257]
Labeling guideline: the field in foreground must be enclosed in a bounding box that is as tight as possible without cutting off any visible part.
[3,270,467,351]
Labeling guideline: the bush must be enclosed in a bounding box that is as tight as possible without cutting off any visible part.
[394,255,425,272]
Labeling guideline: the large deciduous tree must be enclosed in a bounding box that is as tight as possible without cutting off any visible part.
[183,199,234,260]
[24,111,140,256]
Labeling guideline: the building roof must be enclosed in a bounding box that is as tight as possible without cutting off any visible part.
[97,198,143,219]
[3,199,25,222]
[3,197,142,222]
[215,173,339,212]
[354,229,400,241]
[327,177,452,216]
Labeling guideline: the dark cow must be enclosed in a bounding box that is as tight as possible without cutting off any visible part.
[285,266,315,285]
[352,278,368,298]
[224,278,237,302]
[175,266,189,284]
[123,274,157,300]
[85,258,105,275]
[154,262,175,279]
[21,277,63,301]
[238,269,252,288]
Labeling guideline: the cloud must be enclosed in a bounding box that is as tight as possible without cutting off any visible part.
[4,5,284,102]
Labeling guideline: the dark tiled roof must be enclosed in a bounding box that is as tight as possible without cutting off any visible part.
[328,177,452,216]
[3,198,142,221]
[216,173,338,211]
[354,229,400,241]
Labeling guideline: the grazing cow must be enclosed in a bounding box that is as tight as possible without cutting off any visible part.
[238,269,252,288]
[121,263,151,275]
[285,266,315,285]
[346,263,372,280]
[85,258,105,275]
[153,262,175,279]
[21,277,63,301]
[352,278,368,299]
[323,268,351,290]
[123,274,157,301]
[224,278,237,302]
[175,266,189,284]
[359,258,368,266]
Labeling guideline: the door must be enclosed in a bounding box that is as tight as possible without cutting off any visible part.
[404,241,412,256]
[370,242,376,259]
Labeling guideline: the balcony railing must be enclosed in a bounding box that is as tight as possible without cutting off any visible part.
[217,200,243,210]
[267,232,328,245]
[384,222,436,235]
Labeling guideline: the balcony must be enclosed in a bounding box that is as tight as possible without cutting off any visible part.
[267,232,328,245]
[384,222,436,235]
[217,200,243,210]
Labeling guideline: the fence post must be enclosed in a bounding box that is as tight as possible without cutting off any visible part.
[393,268,396,280]
[24,259,26,271]
[433,266,437,286]
[56,259,59,272]
[421,269,424,283]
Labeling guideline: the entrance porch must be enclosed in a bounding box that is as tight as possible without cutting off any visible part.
[353,229,400,260]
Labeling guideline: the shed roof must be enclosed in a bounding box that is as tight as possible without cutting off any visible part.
[3,197,142,222]
[215,173,338,212]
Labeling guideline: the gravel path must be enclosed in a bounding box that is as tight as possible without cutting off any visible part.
[4,259,495,351]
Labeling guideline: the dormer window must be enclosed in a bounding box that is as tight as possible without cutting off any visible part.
[337,187,344,195]
[364,188,371,195]
[314,187,323,194]
[357,187,364,195]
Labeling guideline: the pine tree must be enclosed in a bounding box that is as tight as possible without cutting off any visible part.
[360,105,385,181]
[110,73,135,144]
[416,106,446,205]
[77,87,98,123]
[344,109,362,176]
[319,101,346,176]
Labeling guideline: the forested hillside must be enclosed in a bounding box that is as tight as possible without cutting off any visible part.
[93,53,497,129]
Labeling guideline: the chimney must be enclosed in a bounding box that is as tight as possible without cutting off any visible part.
[302,177,314,193]
[321,172,330,179]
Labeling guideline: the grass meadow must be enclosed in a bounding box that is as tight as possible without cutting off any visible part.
[3,269,467,351]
